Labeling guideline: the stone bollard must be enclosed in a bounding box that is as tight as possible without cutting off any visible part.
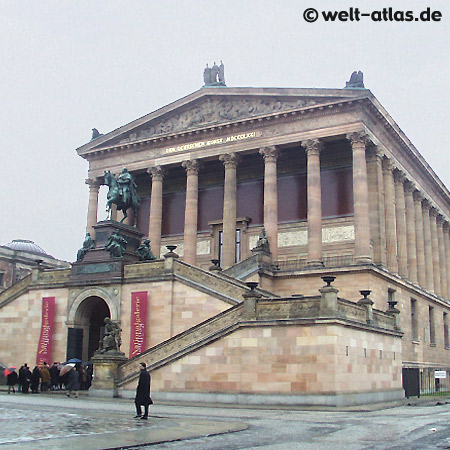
[163,245,179,271]
[319,276,339,316]
[387,300,401,330]
[358,290,374,324]
[242,282,261,320]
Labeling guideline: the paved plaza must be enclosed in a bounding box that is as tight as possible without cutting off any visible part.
[2,392,450,449]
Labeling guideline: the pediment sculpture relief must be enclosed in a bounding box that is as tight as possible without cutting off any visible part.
[117,97,319,144]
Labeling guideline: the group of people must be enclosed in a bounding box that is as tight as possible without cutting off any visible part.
[6,361,93,395]
[7,359,153,421]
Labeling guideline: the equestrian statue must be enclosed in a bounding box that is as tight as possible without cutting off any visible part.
[104,168,141,227]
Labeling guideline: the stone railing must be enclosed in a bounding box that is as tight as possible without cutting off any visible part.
[0,274,32,308]
[124,260,166,279]
[35,268,71,285]
[117,302,244,386]
[222,254,259,279]
[173,260,273,304]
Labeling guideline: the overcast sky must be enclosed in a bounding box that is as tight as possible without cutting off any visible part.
[1,0,449,262]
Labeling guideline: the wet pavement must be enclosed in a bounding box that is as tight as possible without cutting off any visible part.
[2,392,450,449]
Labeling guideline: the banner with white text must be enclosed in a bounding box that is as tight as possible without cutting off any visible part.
[129,291,148,357]
[36,297,56,366]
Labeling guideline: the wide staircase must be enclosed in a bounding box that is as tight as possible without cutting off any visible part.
[117,302,246,387]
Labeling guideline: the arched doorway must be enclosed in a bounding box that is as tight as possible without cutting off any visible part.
[67,296,110,362]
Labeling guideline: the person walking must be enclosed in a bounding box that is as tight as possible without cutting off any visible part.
[7,369,18,394]
[65,365,80,398]
[134,362,152,420]
[31,366,41,393]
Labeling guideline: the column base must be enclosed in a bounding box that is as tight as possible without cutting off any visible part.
[354,256,372,265]
[306,260,324,269]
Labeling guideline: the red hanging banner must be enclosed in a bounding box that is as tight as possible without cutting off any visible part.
[129,291,148,357]
[36,297,56,366]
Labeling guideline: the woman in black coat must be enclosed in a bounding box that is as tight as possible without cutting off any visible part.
[65,367,80,398]
[31,366,41,393]
[7,370,18,394]
[134,362,152,420]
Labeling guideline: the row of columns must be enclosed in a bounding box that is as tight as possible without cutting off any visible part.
[369,151,450,300]
[85,130,450,299]
[85,131,373,269]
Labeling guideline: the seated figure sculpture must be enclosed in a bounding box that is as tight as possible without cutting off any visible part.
[135,239,157,261]
[98,318,122,354]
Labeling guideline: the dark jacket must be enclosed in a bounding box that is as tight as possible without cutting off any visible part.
[49,364,59,385]
[7,371,18,386]
[66,368,80,391]
[135,369,151,405]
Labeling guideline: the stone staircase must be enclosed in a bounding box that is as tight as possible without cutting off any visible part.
[117,302,245,387]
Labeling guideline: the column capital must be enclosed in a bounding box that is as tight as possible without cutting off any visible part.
[85,177,101,189]
[404,180,415,193]
[422,198,432,210]
[148,165,165,181]
[182,159,201,175]
[219,152,240,168]
[413,189,424,202]
[382,157,396,172]
[366,146,384,161]
[302,139,323,156]
[393,169,407,184]
[436,214,445,224]
[346,131,371,147]
[429,207,439,218]
[259,146,279,162]
[443,221,450,231]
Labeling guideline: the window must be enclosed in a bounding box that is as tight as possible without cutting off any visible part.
[411,299,419,341]
[429,306,436,346]
[218,229,242,267]
[444,312,449,348]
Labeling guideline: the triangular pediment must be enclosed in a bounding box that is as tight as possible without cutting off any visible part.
[77,87,370,155]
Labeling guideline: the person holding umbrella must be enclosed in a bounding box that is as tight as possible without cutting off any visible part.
[60,363,80,398]
[134,362,152,420]
[5,367,18,394]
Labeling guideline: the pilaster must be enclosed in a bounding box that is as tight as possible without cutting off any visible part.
[394,170,408,278]
[437,215,447,299]
[422,199,434,292]
[404,181,418,284]
[429,208,441,296]
[413,190,426,288]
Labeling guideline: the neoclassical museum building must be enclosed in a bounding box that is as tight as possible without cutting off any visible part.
[1,70,450,405]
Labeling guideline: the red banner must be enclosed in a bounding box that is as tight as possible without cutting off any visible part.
[129,291,148,357]
[36,297,55,366]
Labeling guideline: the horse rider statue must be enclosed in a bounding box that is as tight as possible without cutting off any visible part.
[104,168,141,227]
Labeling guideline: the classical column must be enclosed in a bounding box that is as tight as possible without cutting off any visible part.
[182,160,200,265]
[444,223,450,299]
[303,139,323,267]
[413,190,426,287]
[220,153,239,268]
[148,166,164,259]
[383,158,398,274]
[430,208,441,296]
[347,132,372,264]
[437,215,447,299]
[85,178,100,237]
[404,181,418,284]
[367,148,386,268]
[422,200,434,292]
[259,146,279,261]
[394,170,408,278]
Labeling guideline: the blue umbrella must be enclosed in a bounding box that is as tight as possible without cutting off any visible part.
[66,358,82,364]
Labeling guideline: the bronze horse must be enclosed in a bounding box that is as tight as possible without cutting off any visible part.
[104,170,140,227]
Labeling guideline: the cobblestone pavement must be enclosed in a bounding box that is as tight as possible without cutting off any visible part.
[2,392,450,449]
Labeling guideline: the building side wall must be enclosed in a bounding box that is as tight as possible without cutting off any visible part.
[0,288,69,367]
[121,324,402,396]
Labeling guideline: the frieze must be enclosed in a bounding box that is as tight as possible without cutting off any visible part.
[117,97,318,145]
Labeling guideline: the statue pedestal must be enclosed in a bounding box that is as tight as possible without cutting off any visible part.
[70,221,144,281]
[89,352,127,398]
